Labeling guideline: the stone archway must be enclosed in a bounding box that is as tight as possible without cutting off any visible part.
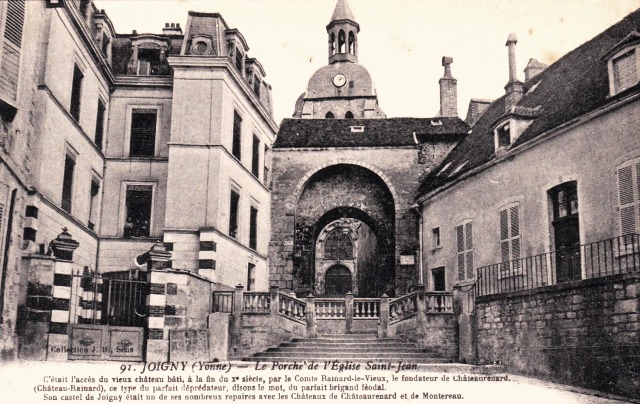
[293,164,395,297]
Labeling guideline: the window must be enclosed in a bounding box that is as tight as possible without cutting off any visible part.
[345,111,354,119]
[253,77,261,97]
[325,229,353,260]
[88,177,100,231]
[95,99,106,150]
[338,30,346,53]
[249,206,258,250]
[549,181,580,282]
[496,122,511,148]
[617,158,640,237]
[263,145,270,188]
[456,221,474,280]
[0,0,25,104]
[348,31,355,54]
[251,135,260,178]
[229,188,240,239]
[247,263,256,291]
[235,50,243,73]
[61,152,76,213]
[431,267,445,291]
[130,109,157,157]
[613,49,637,93]
[325,112,335,119]
[232,111,242,160]
[499,205,521,271]
[124,185,152,238]
[137,48,161,76]
[432,227,441,249]
[70,64,84,121]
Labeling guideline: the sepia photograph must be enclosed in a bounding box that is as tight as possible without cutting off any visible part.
[0,0,639,402]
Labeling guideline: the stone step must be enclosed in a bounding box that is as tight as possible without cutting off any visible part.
[265,347,436,353]
[251,352,450,359]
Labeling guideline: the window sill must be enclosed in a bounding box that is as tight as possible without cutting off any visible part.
[430,246,443,254]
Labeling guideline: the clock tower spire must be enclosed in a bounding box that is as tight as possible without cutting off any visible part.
[327,0,359,64]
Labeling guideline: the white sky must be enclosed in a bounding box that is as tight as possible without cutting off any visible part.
[95,0,640,123]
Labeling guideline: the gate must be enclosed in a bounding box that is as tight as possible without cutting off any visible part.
[67,270,148,361]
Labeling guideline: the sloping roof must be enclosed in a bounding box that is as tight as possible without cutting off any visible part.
[274,118,469,148]
[331,0,356,23]
[417,8,640,198]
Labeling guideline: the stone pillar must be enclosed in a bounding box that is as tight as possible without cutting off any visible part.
[305,294,316,338]
[453,285,477,364]
[229,284,244,356]
[415,285,427,337]
[378,294,389,338]
[269,285,279,334]
[345,292,353,334]
[146,270,168,362]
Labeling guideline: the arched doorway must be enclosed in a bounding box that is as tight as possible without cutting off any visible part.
[325,265,352,296]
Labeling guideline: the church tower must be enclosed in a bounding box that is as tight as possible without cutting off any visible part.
[293,0,385,119]
[327,0,359,64]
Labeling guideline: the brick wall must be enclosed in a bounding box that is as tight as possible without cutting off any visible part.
[475,274,639,398]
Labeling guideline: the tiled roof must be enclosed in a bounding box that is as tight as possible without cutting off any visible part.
[417,8,640,198]
[274,117,469,148]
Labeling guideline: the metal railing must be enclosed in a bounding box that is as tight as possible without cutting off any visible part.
[476,234,640,297]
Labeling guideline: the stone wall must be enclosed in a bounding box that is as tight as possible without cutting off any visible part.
[475,274,639,398]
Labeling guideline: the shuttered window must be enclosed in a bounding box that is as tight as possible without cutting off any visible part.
[229,189,240,239]
[61,154,76,213]
[0,0,26,101]
[232,111,242,160]
[70,65,83,121]
[500,205,521,271]
[249,206,258,250]
[251,135,260,178]
[456,221,474,280]
[613,49,638,93]
[130,109,157,157]
[95,99,106,150]
[617,158,640,239]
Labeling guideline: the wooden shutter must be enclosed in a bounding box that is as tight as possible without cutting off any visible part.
[70,65,83,121]
[617,162,639,236]
[499,205,521,271]
[232,111,242,160]
[0,0,25,101]
[456,225,464,280]
[61,154,75,212]
[465,222,474,279]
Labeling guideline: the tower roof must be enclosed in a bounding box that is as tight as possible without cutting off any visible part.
[330,0,356,23]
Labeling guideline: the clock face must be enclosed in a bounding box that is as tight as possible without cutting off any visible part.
[333,74,347,88]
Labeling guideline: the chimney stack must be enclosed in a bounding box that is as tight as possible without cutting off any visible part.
[524,58,547,81]
[162,22,183,35]
[504,33,523,111]
[439,56,458,117]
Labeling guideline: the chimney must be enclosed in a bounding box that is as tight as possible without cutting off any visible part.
[504,33,523,111]
[162,22,183,35]
[465,98,492,126]
[439,56,458,117]
[524,58,547,81]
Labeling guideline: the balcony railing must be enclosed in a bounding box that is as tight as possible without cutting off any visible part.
[476,234,640,297]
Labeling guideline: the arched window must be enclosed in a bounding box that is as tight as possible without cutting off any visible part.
[325,112,335,119]
[329,33,336,56]
[324,229,353,260]
[338,30,346,53]
[345,111,354,119]
[348,31,355,54]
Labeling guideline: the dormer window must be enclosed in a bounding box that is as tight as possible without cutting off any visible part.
[613,49,637,93]
[495,121,512,150]
[603,30,640,96]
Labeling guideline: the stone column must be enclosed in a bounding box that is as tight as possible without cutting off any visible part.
[378,294,389,338]
[345,292,354,334]
[415,284,427,336]
[269,285,279,334]
[453,285,477,364]
[305,294,316,338]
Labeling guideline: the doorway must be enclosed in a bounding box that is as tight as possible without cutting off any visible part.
[550,182,581,282]
[325,265,352,296]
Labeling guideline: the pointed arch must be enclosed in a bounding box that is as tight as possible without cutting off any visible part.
[345,111,354,119]
[348,31,355,55]
[325,111,335,119]
[329,32,336,56]
[338,30,346,53]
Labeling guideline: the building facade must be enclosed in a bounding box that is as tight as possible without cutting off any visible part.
[269,0,469,298]
[417,10,640,397]
[0,0,276,360]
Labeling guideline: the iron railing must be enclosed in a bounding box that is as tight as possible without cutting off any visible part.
[476,234,640,297]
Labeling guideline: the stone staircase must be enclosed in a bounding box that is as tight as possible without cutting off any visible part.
[243,334,456,363]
